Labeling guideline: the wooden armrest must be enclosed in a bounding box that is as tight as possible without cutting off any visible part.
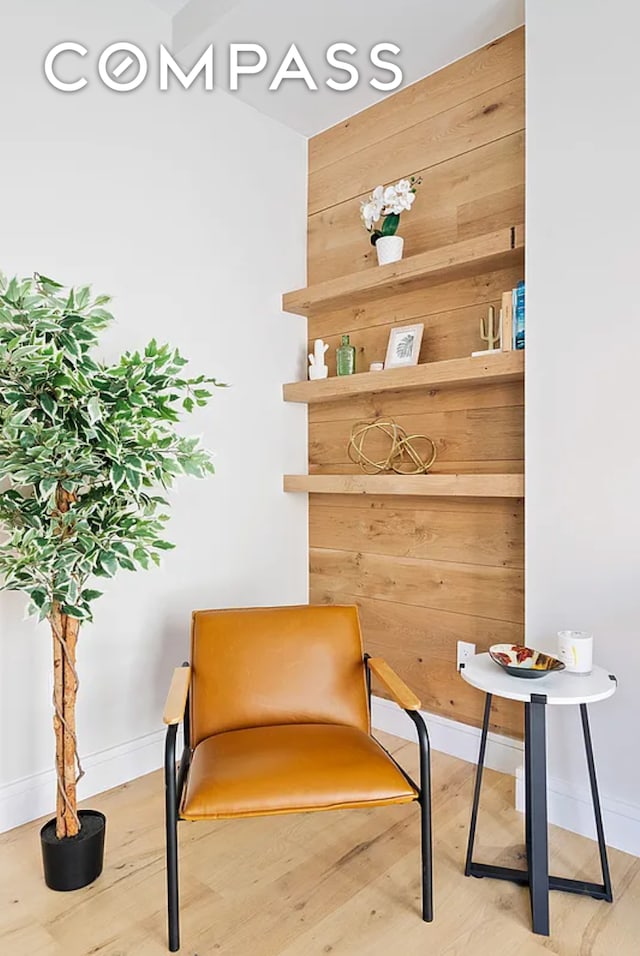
[163,665,191,725]
[367,657,421,711]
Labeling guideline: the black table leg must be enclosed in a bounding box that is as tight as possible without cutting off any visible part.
[465,693,492,876]
[524,702,532,861]
[525,693,550,936]
[580,703,613,902]
[465,691,613,932]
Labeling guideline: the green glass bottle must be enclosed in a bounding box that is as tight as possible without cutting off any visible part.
[336,334,356,376]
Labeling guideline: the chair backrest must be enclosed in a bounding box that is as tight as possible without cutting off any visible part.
[189,605,370,745]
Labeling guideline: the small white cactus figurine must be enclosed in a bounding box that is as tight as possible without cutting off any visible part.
[308,339,329,380]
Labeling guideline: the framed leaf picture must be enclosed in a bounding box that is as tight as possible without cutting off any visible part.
[384,323,424,369]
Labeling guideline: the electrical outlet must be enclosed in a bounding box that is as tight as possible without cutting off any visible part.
[457,640,476,671]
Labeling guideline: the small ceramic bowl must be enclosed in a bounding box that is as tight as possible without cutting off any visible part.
[489,644,565,679]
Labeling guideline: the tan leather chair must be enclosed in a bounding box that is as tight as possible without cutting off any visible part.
[163,605,432,951]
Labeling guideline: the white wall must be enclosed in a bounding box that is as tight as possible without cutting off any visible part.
[526,1,640,854]
[170,0,524,136]
[0,0,308,830]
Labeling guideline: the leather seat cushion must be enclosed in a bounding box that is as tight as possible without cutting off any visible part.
[181,723,417,820]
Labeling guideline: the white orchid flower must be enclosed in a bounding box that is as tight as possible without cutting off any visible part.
[383,185,398,206]
[396,191,415,212]
[360,178,420,233]
[360,199,382,230]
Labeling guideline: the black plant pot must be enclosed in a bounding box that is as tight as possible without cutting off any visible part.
[40,809,106,891]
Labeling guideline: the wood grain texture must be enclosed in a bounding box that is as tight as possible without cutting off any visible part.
[307,265,525,346]
[309,132,525,283]
[309,498,524,569]
[308,380,524,423]
[284,351,524,404]
[310,548,524,622]
[4,725,639,955]
[163,666,191,725]
[308,76,525,215]
[311,589,524,735]
[367,658,421,711]
[309,406,524,469]
[284,229,523,316]
[309,29,525,171]
[302,28,525,739]
[286,474,524,497]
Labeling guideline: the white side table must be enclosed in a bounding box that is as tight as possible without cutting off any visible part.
[460,653,617,936]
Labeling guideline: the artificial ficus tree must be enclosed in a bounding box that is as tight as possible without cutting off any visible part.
[0,272,220,839]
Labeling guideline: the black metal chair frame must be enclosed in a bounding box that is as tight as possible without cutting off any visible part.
[164,656,433,952]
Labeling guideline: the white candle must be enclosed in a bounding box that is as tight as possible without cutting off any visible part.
[557,630,593,674]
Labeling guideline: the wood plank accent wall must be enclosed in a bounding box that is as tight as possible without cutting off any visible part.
[306,28,525,737]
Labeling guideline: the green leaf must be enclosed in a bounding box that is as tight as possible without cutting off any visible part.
[82,589,104,602]
[37,274,64,290]
[61,604,86,619]
[133,547,150,569]
[125,468,141,492]
[75,286,91,310]
[381,213,400,237]
[39,477,58,498]
[182,397,194,413]
[29,587,48,608]
[98,552,118,577]
[152,540,175,551]
[58,331,81,360]
[11,408,33,425]
[181,459,204,478]
[110,464,126,491]
[40,394,57,419]
[87,395,101,424]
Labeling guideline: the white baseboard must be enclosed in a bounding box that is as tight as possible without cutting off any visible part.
[371,695,523,775]
[372,694,640,859]
[515,766,640,858]
[5,701,640,859]
[0,728,165,834]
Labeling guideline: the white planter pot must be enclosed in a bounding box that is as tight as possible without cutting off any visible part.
[376,235,404,266]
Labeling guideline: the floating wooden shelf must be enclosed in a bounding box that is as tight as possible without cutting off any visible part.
[283,350,524,404]
[283,473,524,498]
[283,226,524,316]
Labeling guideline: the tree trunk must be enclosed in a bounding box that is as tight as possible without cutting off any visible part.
[49,484,83,839]
[50,604,81,839]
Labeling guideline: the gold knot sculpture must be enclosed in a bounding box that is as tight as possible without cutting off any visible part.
[347,419,437,475]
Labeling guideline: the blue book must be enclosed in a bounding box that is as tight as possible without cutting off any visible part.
[512,280,525,350]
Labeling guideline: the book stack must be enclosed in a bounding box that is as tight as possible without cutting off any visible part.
[500,280,525,351]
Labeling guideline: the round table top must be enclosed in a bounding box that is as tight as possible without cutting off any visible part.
[460,653,617,705]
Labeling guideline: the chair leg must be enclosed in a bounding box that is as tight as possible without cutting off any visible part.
[419,774,433,921]
[407,710,433,922]
[165,726,180,952]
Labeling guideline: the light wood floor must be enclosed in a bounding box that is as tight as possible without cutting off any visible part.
[1,731,639,956]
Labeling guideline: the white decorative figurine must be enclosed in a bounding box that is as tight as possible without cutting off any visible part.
[308,339,329,380]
